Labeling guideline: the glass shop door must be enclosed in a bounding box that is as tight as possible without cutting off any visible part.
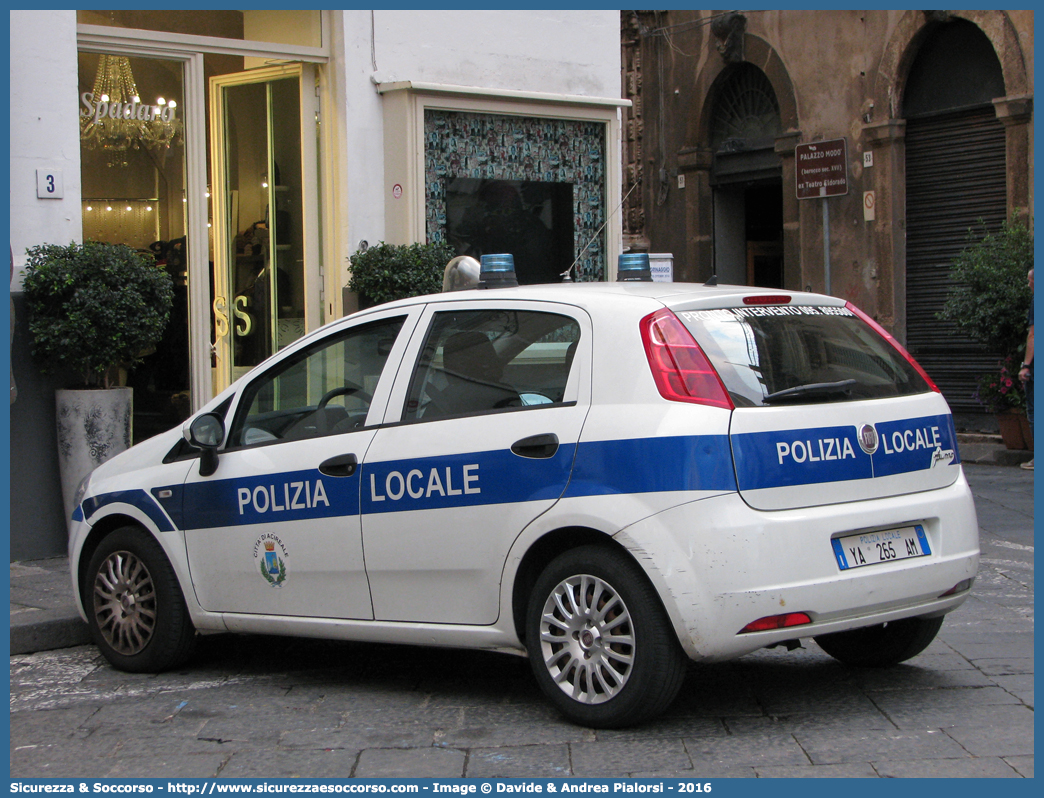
[209,64,320,390]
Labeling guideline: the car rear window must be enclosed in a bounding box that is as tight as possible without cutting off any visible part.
[675,304,933,407]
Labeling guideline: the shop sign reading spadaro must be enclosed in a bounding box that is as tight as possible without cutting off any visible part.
[796,138,848,199]
[80,92,178,125]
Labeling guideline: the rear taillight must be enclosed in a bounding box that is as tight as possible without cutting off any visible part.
[640,309,734,409]
[845,301,941,393]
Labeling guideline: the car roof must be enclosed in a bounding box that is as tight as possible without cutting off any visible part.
[352,281,846,317]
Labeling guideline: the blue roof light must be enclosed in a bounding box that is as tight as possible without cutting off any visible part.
[481,254,515,272]
[479,253,518,288]
[617,252,652,282]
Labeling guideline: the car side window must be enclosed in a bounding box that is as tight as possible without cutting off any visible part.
[403,309,580,422]
[228,316,406,448]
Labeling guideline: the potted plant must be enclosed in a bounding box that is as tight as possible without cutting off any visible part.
[22,241,174,517]
[972,357,1029,449]
[939,219,1033,443]
[347,241,456,309]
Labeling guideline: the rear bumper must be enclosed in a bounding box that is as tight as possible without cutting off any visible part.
[615,470,979,662]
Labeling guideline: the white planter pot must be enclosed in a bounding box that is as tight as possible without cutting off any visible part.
[56,387,132,521]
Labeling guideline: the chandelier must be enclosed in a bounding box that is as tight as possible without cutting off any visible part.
[79,54,184,165]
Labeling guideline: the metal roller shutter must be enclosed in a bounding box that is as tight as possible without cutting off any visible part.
[905,105,1007,415]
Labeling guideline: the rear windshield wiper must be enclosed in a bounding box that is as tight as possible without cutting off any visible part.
[762,379,857,404]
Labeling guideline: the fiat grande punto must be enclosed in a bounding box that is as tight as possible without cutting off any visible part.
[69,280,979,727]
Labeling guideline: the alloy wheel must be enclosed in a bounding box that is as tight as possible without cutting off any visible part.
[93,550,157,656]
[538,574,635,704]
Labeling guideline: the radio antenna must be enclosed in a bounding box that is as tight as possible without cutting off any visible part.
[560,180,641,282]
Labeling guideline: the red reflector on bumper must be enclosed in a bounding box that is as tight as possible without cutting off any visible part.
[939,578,975,597]
[739,612,812,634]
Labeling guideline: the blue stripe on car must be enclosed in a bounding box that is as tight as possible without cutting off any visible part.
[732,413,960,491]
[120,418,958,532]
[171,436,735,530]
[871,414,961,475]
[564,435,737,497]
[180,468,359,529]
[361,445,576,515]
[732,424,871,490]
[81,489,176,532]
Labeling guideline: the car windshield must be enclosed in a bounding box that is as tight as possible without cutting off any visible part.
[674,304,932,407]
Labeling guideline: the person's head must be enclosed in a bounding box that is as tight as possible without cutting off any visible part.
[1029,268,1034,291]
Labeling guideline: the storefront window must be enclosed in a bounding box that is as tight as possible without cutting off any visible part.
[77,10,322,49]
[78,51,190,441]
[425,110,607,282]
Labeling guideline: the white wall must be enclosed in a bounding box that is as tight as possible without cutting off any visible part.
[367,10,620,97]
[9,10,82,284]
[335,9,622,260]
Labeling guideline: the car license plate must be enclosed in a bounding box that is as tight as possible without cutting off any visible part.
[831,525,931,570]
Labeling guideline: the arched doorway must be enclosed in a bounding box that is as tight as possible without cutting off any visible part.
[903,19,1007,416]
[709,63,784,287]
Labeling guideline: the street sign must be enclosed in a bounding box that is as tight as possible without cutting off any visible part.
[796,138,848,199]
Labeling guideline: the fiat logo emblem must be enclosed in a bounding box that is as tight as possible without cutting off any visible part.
[858,424,879,455]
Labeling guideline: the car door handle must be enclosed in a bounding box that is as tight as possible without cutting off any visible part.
[511,433,560,459]
[319,453,358,477]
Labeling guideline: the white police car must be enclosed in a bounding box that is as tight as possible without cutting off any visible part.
[68,268,979,728]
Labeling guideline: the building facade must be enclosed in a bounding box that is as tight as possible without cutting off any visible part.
[9,9,625,559]
[621,9,1033,421]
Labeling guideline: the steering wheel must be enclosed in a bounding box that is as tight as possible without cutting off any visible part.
[317,382,373,411]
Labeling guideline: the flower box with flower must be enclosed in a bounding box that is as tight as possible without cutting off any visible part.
[974,357,1029,449]
[974,357,1025,413]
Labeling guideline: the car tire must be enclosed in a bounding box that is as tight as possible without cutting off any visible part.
[814,615,944,667]
[85,526,196,673]
[525,545,687,728]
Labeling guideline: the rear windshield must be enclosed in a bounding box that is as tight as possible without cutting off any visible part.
[675,305,932,407]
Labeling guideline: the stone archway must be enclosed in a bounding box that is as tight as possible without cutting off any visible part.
[875,10,1029,118]
[677,32,800,285]
[706,63,783,286]
[870,11,1031,231]
[868,11,1032,421]
[863,11,1031,346]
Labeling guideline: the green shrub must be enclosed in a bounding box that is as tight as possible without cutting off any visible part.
[347,241,456,308]
[22,241,174,389]
[939,219,1033,359]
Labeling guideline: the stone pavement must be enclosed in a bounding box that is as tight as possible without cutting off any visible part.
[7,461,1034,778]
[958,432,1034,467]
[10,556,91,655]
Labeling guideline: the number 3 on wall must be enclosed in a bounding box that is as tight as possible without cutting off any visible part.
[36,169,64,199]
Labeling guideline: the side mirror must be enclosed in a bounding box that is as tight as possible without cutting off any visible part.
[184,413,225,477]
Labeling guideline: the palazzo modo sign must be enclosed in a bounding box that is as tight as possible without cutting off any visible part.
[796,138,848,199]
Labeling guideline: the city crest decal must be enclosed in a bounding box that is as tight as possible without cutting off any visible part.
[253,533,288,588]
